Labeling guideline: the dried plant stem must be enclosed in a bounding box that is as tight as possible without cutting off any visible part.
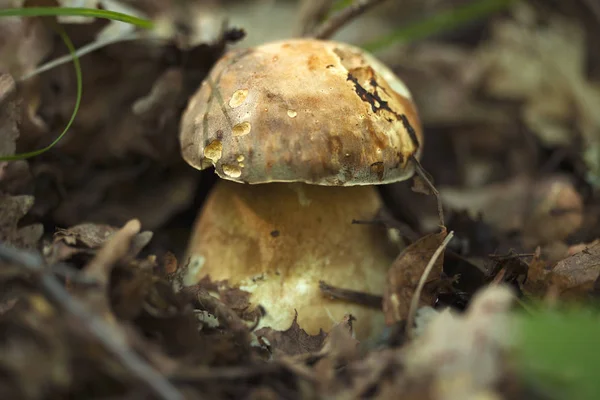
[295,0,337,37]
[406,231,454,339]
[312,0,389,40]
[0,243,184,400]
[411,155,445,228]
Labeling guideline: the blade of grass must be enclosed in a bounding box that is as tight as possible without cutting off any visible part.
[0,25,81,161]
[0,7,153,29]
[361,0,519,53]
[0,6,154,161]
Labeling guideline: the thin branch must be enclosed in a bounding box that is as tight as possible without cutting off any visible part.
[312,0,389,40]
[411,155,445,228]
[319,280,383,308]
[406,231,454,339]
[295,0,337,37]
[0,243,184,400]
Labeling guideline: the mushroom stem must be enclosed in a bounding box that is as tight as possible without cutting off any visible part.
[183,180,398,341]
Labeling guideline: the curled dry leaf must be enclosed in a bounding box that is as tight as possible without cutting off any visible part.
[383,228,448,325]
[255,312,328,357]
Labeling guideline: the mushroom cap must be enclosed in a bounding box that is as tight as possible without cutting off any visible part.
[180,38,423,186]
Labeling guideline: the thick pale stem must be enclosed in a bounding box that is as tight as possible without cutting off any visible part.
[183,180,397,341]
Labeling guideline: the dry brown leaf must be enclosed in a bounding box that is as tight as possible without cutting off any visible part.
[547,241,600,300]
[402,285,516,400]
[0,73,18,158]
[254,312,328,357]
[383,228,448,325]
[477,3,600,187]
[0,194,43,249]
[54,223,119,248]
[0,4,53,78]
[441,174,583,247]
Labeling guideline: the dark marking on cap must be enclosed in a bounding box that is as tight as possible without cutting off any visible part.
[270,230,280,238]
[347,72,421,154]
[400,114,420,151]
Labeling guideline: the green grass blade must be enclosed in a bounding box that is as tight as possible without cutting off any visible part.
[0,26,82,161]
[362,0,519,52]
[0,7,153,29]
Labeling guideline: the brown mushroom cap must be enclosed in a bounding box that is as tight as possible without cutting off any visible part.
[179,38,423,186]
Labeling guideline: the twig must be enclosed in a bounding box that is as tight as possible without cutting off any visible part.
[312,0,389,40]
[411,155,445,228]
[405,231,454,339]
[295,0,337,37]
[319,280,382,309]
[83,219,141,285]
[0,243,184,400]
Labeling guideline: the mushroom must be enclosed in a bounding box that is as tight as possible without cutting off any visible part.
[179,38,423,341]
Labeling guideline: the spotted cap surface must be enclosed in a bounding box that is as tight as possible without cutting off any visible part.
[179,38,423,186]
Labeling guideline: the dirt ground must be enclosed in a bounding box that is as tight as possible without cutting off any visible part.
[1,0,600,399]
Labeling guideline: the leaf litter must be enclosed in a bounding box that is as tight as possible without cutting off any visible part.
[1,0,600,399]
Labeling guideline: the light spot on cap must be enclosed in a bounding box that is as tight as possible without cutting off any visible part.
[287,110,297,118]
[222,164,242,178]
[229,89,248,108]
[236,154,245,162]
[232,121,252,136]
[203,140,222,162]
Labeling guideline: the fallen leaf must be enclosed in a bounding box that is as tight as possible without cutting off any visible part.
[0,4,53,77]
[0,73,19,158]
[402,284,516,400]
[547,241,600,300]
[254,311,327,357]
[54,223,118,248]
[441,174,583,247]
[0,194,43,249]
[383,228,448,325]
[477,3,600,188]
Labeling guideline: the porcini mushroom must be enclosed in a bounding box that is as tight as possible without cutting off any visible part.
[179,38,423,341]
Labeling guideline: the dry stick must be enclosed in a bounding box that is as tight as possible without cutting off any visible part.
[319,280,383,309]
[405,231,454,339]
[410,155,445,228]
[84,218,141,285]
[0,243,184,400]
[295,0,337,37]
[312,0,390,40]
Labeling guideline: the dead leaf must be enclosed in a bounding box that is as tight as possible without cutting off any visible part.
[477,3,600,188]
[0,194,43,250]
[0,4,53,78]
[0,73,18,158]
[383,228,448,325]
[402,285,516,400]
[441,174,583,247]
[254,312,327,357]
[547,241,600,299]
[54,223,118,248]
